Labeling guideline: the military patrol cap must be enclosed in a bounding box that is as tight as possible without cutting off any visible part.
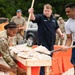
[4,22,17,29]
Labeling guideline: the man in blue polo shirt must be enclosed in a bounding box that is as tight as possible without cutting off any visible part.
[28,4,63,52]
[28,4,63,75]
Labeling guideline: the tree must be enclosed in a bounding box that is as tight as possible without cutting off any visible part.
[0,0,75,20]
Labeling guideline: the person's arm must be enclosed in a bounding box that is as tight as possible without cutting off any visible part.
[0,38,17,69]
[61,22,72,51]
[0,38,26,74]
[60,34,72,51]
[18,18,26,30]
[64,22,72,46]
[0,64,14,72]
[66,34,72,46]
[28,8,36,20]
[56,28,63,38]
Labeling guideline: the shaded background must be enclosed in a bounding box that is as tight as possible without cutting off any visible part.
[0,0,75,20]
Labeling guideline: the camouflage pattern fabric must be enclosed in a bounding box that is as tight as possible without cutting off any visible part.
[59,23,65,33]
[55,22,65,45]
[0,38,27,75]
[0,30,18,46]
[0,38,17,69]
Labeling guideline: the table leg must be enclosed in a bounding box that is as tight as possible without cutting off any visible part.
[27,66,31,75]
[45,66,50,75]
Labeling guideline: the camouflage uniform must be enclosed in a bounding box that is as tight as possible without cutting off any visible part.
[0,30,26,75]
[55,21,65,45]
[0,30,21,46]
[0,30,18,75]
[0,38,17,69]
[11,16,26,42]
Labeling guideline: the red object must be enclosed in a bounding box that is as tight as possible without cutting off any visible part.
[32,45,38,49]
[18,61,40,75]
[18,45,40,75]
[52,45,73,75]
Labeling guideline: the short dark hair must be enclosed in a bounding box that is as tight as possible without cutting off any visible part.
[65,3,75,9]
[4,22,17,29]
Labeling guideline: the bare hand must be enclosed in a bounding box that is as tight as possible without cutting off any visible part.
[17,67,26,74]
[60,33,64,39]
[11,67,26,74]
[28,8,34,13]
[11,68,17,74]
[0,69,7,73]
[61,46,69,52]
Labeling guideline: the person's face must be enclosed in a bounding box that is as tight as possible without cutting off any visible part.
[16,12,22,18]
[43,7,52,17]
[59,19,64,24]
[65,7,75,18]
[7,28,17,37]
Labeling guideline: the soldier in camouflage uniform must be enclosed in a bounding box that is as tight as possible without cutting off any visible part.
[0,22,26,75]
[0,38,17,73]
[55,17,66,45]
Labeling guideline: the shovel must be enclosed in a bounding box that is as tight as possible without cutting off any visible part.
[24,0,35,42]
[37,45,75,55]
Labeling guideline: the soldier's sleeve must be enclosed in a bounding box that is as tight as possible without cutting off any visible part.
[0,38,18,69]
[63,25,65,32]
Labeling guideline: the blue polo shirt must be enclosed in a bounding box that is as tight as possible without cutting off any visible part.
[32,14,59,51]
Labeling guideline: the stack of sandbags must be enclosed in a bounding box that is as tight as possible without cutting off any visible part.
[11,45,51,60]
[33,45,50,54]
[62,68,74,75]
[10,44,32,54]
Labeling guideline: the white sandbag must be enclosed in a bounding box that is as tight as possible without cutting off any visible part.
[33,45,50,54]
[0,72,9,75]
[62,68,74,75]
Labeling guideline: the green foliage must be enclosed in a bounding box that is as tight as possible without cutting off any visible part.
[0,0,75,20]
